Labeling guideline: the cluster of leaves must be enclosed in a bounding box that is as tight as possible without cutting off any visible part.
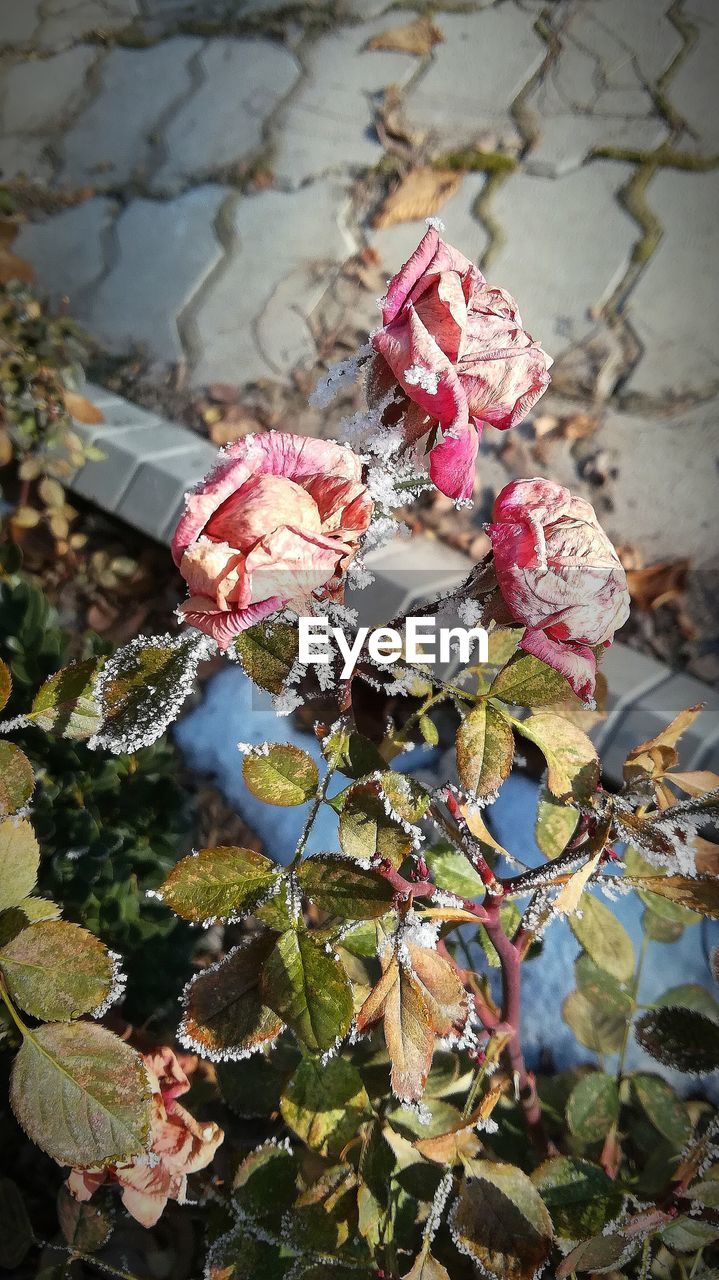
[0,556,197,1022]
[9,592,718,1280]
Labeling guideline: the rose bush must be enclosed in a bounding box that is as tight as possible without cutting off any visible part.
[488,476,630,699]
[369,224,552,501]
[67,1046,223,1228]
[172,432,373,648]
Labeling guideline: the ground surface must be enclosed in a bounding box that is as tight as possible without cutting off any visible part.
[2,0,718,675]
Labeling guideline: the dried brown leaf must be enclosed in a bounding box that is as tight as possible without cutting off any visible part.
[373,168,463,229]
[624,558,690,611]
[64,391,105,425]
[366,15,444,56]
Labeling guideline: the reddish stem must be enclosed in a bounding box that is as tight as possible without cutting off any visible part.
[378,863,490,923]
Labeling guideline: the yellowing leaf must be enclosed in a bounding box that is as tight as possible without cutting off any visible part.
[357,955,434,1102]
[515,712,599,802]
[63,390,105,425]
[181,932,283,1058]
[452,1160,553,1280]
[456,701,514,799]
[373,167,463,229]
[243,744,318,807]
[624,703,703,782]
[366,15,444,55]
[0,743,34,818]
[554,851,602,917]
[161,846,278,922]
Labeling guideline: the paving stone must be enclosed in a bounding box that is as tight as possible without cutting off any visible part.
[626,170,719,399]
[83,186,228,363]
[14,199,118,317]
[191,179,356,387]
[37,0,138,48]
[153,39,300,194]
[670,0,719,153]
[370,172,489,277]
[272,19,417,188]
[0,45,98,135]
[525,114,668,178]
[563,0,682,93]
[119,442,216,543]
[487,161,635,355]
[0,137,54,184]
[1,0,44,44]
[403,8,545,148]
[58,38,201,189]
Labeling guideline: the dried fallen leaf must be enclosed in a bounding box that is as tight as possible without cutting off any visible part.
[0,247,34,285]
[64,391,105,425]
[373,167,463,229]
[366,15,444,56]
[0,429,12,467]
[622,557,690,612]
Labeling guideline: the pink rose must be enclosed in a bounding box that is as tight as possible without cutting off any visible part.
[66,1047,223,1229]
[172,432,373,649]
[488,478,630,700]
[370,226,552,502]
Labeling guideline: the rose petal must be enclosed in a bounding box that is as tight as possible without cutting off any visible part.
[428,422,480,502]
[181,594,285,650]
[205,473,322,550]
[521,627,597,701]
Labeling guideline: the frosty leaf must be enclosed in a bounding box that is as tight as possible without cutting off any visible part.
[232,1140,298,1225]
[660,1213,719,1253]
[235,619,299,695]
[626,874,718,918]
[261,927,353,1052]
[0,1177,33,1271]
[535,786,579,860]
[406,945,467,1036]
[556,1232,636,1276]
[515,713,599,802]
[0,660,10,714]
[0,819,39,912]
[0,920,115,1021]
[378,772,429,826]
[566,1071,619,1143]
[57,1181,113,1252]
[161,846,279,923]
[489,652,573,707]
[635,1006,719,1072]
[631,1073,692,1147]
[424,841,484,898]
[0,743,34,817]
[451,1159,553,1280]
[415,1122,481,1166]
[90,632,205,754]
[357,955,434,1102]
[25,658,104,740]
[10,1021,152,1167]
[569,895,635,982]
[402,1252,451,1280]
[206,1227,287,1280]
[298,854,395,919]
[322,724,388,779]
[338,780,414,866]
[554,852,603,917]
[180,932,283,1060]
[531,1157,620,1244]
[456,702,513,799]
[243,744,319,807]
[281,1055,371,1156]
[562,990,626,1055]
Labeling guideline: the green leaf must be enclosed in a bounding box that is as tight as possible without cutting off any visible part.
[531,1157,620,1244]
[281,1055,371,1155]
[456,702,514,799]
[574,953,632,1019]
[56,1183,113,1252]
[635,1005,719,1072]
[243,744,319,807]
[562,990,626,1054]
[26,658,104,740]
[217,1041,299,1119]
[0,660,10,715]
[180,932,283,1059]
[660,1214,719,1253]
[377,771,429,826]
[489,652,572,707]
[235,620,299,694]
[205,1226,288,1279]
[0,818,39,912]
[631,1073,692,1147]
[0,920,114,1021]
[643,908,685,943]
[653,982,719,1021]
[232,1139,298,1224]
[514,713,599,801]
[566,1072,619,1143]
[424,841,485,898]
[261,928,353,1052]
[298,854,395,920]
[324,726,388,779]
[419,715,439,747]
[90,632,203,754]
[557,1233,636,1276]
[0,1177,33,1270]
[0,743,34,818]
[569,895,635,982]
[452,1159,553,1280]
[161,845,278,922]
[535,786,579,860]
[338,780,414,867]
[10,1021,152,1166]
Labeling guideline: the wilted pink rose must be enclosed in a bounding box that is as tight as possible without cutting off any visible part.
[172,433,373,649]
[67,1047,223,1230]
[488,478,630,700]
[370,226,552,502]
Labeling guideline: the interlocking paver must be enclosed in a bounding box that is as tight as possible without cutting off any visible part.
[487,161,635,355]
[403,8,545,149]
[82,186,229,362]
[57,38,201,189]
[14,199,118,317]
[1,0,44,44]
[153,39,300,194]
[0,44,98,135]
[272,20,417,188]
[625,170,719,399]
[669,0,719,153]
[191,179,355,385]
[36,0,138,49]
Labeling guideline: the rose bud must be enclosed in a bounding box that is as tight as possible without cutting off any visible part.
[369,225,552,503]
[172,433,373,649]
[488,477,630,700]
